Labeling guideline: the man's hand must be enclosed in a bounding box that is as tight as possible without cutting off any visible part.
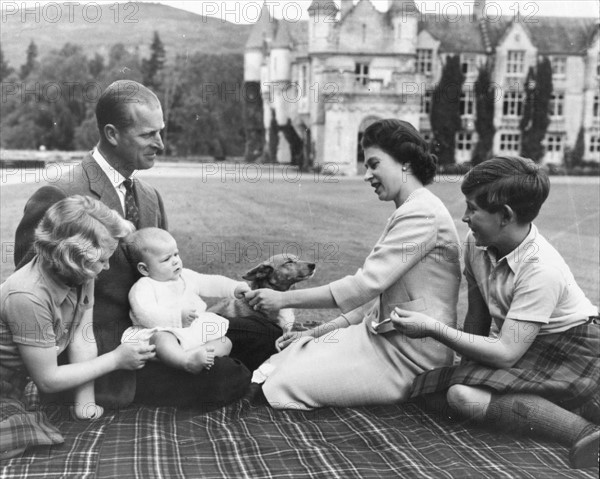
[244,289,284,315]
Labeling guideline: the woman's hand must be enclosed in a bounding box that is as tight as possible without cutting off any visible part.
[245,289,285,315]
[275,328,317,351]
[113,343,156,370]
[234,283,251,299]
[390,307,437,338]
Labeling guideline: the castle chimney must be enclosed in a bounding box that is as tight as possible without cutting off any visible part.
[472,0,486,21]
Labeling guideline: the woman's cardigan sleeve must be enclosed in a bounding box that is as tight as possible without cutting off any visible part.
[329,205,437,314]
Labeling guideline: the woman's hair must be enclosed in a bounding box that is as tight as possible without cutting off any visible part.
[361,119,437,185]
[34,195,135,284]
[461,155,550,224]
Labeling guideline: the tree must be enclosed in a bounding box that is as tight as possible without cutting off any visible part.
[142,31,166,90]
[0,45,14,81]
[20,40,38,79]
[564,127,585,169]
[471,60,496,165]
[430,55,465,165]
[520,57,552,162]
[89,53,105,78]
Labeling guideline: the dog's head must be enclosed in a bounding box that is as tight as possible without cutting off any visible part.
[242,254,316,291]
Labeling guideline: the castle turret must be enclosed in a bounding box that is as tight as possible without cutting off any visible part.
[388,0,419,55]
[308,0,339,53]
[270,21,293,82]
[340,0,354,18]
[244,3,275,82]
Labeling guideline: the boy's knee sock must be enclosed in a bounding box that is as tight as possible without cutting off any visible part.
[485,393,597,446]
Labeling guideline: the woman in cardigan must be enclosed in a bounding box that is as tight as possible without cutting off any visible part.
[245,119,461,409]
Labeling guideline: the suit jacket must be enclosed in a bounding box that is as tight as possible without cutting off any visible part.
[14,153,168,407]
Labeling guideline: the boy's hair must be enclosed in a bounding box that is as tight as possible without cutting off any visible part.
[35,195,134,284]
[125,227,173,266]
[461,155,550,223]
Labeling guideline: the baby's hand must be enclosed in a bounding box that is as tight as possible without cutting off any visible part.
[72,403,104,420]
[234,283,251,299]
[182,308,199,324]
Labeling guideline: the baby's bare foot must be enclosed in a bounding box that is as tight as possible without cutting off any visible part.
[185,347,215,374]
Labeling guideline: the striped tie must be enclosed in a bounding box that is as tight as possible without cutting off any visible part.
[123,178,140,227]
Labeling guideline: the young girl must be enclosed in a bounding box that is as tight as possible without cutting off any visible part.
[390,156,599,469]
[0,195,155,460]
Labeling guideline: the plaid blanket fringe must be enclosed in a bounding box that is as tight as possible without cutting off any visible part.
[0,387,596,479]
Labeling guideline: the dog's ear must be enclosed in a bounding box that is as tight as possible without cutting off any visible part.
[243,264,274,281]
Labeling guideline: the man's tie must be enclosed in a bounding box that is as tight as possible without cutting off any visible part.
[123,178,140,227]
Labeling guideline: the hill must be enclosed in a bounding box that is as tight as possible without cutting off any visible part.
[1,2,252,69]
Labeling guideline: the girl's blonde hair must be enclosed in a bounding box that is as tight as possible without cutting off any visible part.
[34,195,135,283]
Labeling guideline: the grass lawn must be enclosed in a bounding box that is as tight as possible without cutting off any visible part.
[1,166,598,326]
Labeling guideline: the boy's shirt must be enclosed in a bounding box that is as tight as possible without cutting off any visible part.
[464,224,597,338]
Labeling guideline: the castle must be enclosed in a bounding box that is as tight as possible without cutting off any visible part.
[243,0,600,174]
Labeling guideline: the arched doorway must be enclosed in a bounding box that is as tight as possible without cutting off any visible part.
[357,116,381,166]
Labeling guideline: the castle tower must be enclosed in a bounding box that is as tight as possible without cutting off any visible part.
[307,0,339,53]
[244,3,274,82]
[388,0,419,55]
[270,21,292,82]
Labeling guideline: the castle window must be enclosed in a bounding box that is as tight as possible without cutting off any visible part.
[550,56,566,77]
[502,91,524,117]
[300,64,308,97]
[460,90,475,116]
[461,54,477,75]
[500,133,521,152]
[593,94,599,118]
[545,134,563,152]
[355,63,369,86]
[417,49,433,74]
[506,50,525,75]
[549,93,564,117]
[456,132,474,151]
[421,90,432,114]
[589,136,600,153]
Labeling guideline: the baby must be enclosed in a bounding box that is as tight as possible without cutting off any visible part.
[122,228,250,373]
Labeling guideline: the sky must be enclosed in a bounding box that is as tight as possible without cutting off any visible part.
[160,0,600,22]
[8,0,600,23]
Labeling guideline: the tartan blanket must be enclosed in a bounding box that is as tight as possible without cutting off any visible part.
[1,388,595,479]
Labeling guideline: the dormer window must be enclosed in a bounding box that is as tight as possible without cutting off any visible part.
[461,54,477,75]
[355,62,369,86]
[550,56,567,77]
[506,50,525,75]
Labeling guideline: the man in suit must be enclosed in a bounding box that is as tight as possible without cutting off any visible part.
[14,80,274,409]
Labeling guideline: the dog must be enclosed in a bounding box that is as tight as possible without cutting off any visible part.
[207,254,316,333]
